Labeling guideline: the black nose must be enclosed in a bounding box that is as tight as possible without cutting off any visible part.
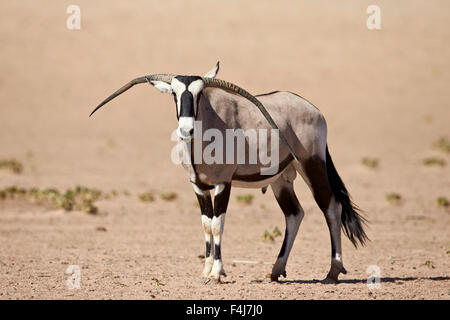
[180,128,194,137]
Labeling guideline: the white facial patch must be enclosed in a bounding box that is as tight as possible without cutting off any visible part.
[171,78,186,116]
[188,79,204,95]
[171,78,186,93]
[190,80,204,117]
[151,81,172,93]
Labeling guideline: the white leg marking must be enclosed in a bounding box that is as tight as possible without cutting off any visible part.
[201,215,212,235]
[209,213,226,280]
[211,214,225,240]
[201,215,214,278]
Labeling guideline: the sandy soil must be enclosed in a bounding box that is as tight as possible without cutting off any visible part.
[0,0,449,300]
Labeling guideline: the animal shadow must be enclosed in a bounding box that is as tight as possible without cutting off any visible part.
[251,276,449,285]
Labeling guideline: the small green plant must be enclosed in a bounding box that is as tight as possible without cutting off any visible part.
[262,230,274,242]
[424,260,435,268]
[160,192,178,201]
[138,192,155,202]
[361,157,379,168]
[272,226,282,237]
[236,194,254,205]
[81,199,98,214]
[0,159,23,174]
[423,157,446,167]
[151,277,165,287]
[434,137,450,154]
[0,186,101,214]
[386,193,402,205]
[437,197,449,208]
[262,227,283,242]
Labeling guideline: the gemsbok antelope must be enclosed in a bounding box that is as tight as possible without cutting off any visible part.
[90,62,368,284]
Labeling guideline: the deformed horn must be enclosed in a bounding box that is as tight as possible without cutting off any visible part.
[89,74,174,117]
[202,77,298,161]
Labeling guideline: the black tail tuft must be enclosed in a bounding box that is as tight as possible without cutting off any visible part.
[326,146,369,247]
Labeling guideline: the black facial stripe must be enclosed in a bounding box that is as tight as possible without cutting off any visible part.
[196,92,203,114]
[180,90,195,117]
[174,75,202,86]
[174,76,203,119]
[172,93,179,119]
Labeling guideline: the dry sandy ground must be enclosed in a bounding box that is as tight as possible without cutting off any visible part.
[0,1,449,300]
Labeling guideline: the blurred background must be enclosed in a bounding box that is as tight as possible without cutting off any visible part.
[0,0,448,299]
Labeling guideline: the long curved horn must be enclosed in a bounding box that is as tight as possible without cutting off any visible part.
[202,77,299,162]
[89,74,174,117]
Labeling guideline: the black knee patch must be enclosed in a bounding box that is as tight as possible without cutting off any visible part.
[214,244,221,260]
[196,194,213,217]
[275,188,300,216]
[213,184,231,217]
[206,242,212,257]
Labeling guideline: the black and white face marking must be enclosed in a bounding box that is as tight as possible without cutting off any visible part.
[171,76,204,141]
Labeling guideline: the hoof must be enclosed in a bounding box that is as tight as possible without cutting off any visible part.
[321,276,339,284]
[264,272,286,282]
[196,277,209,284]
[205,277,222,285]
[264,273,276,282]
[323,260,347,283]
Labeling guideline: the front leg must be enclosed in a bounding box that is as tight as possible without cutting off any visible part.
[209,183,231,283]
[192,183,214,279]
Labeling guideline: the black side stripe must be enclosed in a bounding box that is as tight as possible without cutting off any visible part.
[232,154,294,182]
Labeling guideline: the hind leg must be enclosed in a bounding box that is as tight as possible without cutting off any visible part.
[267,169,304,281]
[322,195,347,283]
[294,157,346,283]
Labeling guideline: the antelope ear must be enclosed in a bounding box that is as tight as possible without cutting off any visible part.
[204,61,220,79]
[150,81,172,93]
